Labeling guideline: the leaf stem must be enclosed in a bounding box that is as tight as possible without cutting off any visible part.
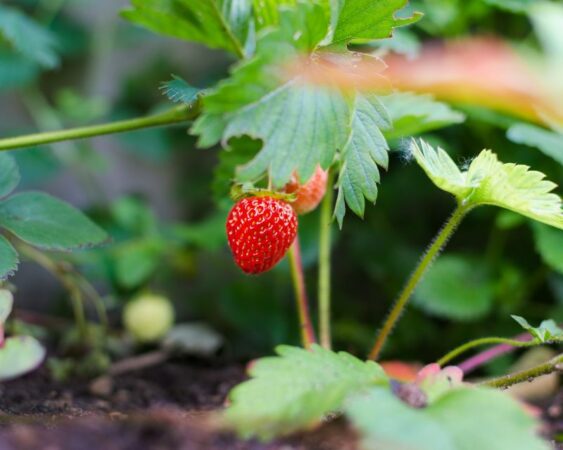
[318,169,334,349]
[0,104,200,152]
[437,336,538,367]
[368,204,469,361]
[481,353,563,389]
[288,238,317,348]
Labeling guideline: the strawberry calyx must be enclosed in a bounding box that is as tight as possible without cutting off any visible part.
[230,183,297,203]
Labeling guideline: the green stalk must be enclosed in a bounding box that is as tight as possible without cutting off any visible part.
[318,169,334,349]
[481,353,563,389]
[288,238,317,348]
[368,203,469,361]
[0,104,199,152]
[437,336,538,367]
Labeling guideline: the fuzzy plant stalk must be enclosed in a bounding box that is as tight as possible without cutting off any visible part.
[0,104,200,151]
[368,203,470,360]
[288,238,317,348]
[318,169,334,349]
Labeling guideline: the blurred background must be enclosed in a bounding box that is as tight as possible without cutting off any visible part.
[0,0,562,375]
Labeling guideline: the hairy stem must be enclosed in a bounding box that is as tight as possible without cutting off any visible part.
[437,336,538,367]
[368,204,469,361]
[481,353,563,389]
[318,169,334,349]
[288,238,317,348]
[0,104,199,152]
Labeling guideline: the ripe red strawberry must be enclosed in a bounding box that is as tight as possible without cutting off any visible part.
[284,166,328,215]
[226,196,298,274]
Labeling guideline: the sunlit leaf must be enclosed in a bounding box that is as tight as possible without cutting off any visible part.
[411,139,563,230]
[511,315,563,343]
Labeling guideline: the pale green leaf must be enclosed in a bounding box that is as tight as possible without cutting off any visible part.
[511,315,563,342]
[533,222,563,273]
[332,0,422,45]
[335,94,390,226]
[160,75,202,104]
[507,123,563,166]
[0,336,46,381]
[411,139,563,230]
[0,5,59,68]
[414,254,494,320]
[0,153,20,199]
[0,235,18,281]
[225,344,387,440]
[381,92,465,140]
[347,386,549,450]
[122,0,252,56]
[0,289,13,323]
[0,192,108,251]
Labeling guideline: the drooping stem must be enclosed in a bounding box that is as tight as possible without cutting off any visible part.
[288,238,317,348]
[368,203,470,361]
[437,336,537,367]
[481,353,563,389]
[318,169,334,349]
[459,332,534,374]
[0,104,200,152]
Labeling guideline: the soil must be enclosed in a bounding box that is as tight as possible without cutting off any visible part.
[0,359,358,450]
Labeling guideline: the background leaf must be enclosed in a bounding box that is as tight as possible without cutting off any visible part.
[414,254,495,320]
[0,192,108,251]
[0,153,20,199]
[533,222,563,273]
[0,235,19,281]
[507,123,563,166]
[0,336,46,381]
[511,315,563,342]
[226,344,387,440]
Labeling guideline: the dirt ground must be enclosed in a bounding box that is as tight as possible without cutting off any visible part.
[0,360,358,450]
[0,359,560,450]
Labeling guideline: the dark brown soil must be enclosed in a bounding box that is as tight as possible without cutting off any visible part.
[0,360,358,450]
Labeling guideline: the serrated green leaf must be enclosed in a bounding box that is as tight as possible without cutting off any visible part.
[332,0,422,45]
[0,192,108,251]
[414,254,494,320]
[411,139,563,230]
[0,5,59,68]
[533,222,563,273]
[346,386,549,450]
[122,0,252,56]
[507,123,563,166]
[0,289,13,323]
[0,153,20,199]
[0,336,46,381]
[381,92,465,140]
[335,94,390,226]
[225,344,387,440]
[160,75,202,104]
[0,235,18,281]
[511,315,563,342]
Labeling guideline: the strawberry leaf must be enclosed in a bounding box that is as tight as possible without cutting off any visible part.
[225,344,387,440]
[0,236,18,281]
[346,386,549,450]
[122,0,253,56]
[511,315,563,343]
[411,139,563,230]
[507,123,563,166]
[533,222,563,273]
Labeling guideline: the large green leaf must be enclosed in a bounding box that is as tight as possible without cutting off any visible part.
[226,344,387,440]
[332,0,422,45]
[381,92,465,140]
[0,192,108,251]
[122,0,252,56]
[0,153,20,199]
[346,386,549,450]
[413,254,494,320]
[0,336,46,381]
[533,222,563,273]
[335,94,390,227]
[0,5,59,68]
[411,140,563,230]
[507,123,563,166]
[0,235,18,281]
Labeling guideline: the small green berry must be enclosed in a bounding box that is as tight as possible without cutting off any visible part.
[123,294,175,343]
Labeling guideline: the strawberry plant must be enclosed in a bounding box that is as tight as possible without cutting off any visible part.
[0,1,562,449]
